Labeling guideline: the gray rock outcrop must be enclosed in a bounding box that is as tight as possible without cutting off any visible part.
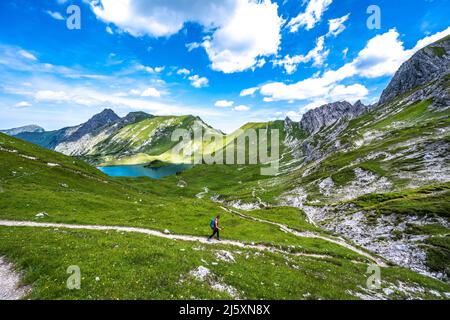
[379,36,450,105]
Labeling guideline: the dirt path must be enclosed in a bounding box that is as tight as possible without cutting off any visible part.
[0,256,29,300]
[219,206,388,267]
[0,220,331,260]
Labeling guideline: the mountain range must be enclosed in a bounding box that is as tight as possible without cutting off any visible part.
[2,35,449,284]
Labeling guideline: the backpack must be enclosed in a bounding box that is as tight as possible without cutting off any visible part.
[209,218,216,230]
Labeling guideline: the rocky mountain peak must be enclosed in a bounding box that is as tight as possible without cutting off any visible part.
[121,111,153,124]
[68,108,120,141]
[379,36,450,105]
[284,116,294,126]
[300,101,368,134]
[88,108,120,125]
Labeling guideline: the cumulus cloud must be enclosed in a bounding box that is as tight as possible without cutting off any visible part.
[273,35,329,74]
[141,87,161,98]
[122,87,162,98]
[350,27,450,78]
[89,0,283,73]
[189,75,209,88]
[287,0,333,32]
[90,0,232,37]
[215,100,234,108]
[177,68,191,76]
[202,0,283,73]
[259,27,450,103]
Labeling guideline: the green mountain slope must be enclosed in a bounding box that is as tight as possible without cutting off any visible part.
[2,132,450,299]
[87,115,224,165]
[1,36,449,300]
[197,36,450,281]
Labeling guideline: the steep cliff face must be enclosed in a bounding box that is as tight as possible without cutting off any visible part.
[379,36,450,105]
[299,101,369,135]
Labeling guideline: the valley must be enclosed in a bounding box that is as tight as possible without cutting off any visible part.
[0,35,449,300]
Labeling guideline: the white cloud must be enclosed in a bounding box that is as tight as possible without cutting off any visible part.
[353,29,411,78]
[274,12,348,74]
[14,101,32,108]
[301,99,329,111]
[26,84,221,118]
[286,110,302,121]
[259,27,450,103]
[273,36,329,74]
[46,10,65,21]
[288,0,333,32]
[253,58,267,70]
[90,0,234,37]
[35,90,69,102]
[215,100,234,108]
[413,26,450,50]
[129,89,141,96]
[18,50,37,61]
[240,87,259,96]
[328,84,368,102]
[136,64,165,74]
[202,0,283,73]
[327,13,350,37]
[177,68,191,76]
[342,48,349,59]
[186,42,201,52]
[189,75,209,88]
[90,0,283,74]
[106,26,114,34]
[260,78,367,103]
[233,105,250,111]
[349,27,450,79]
[141,87,161,98]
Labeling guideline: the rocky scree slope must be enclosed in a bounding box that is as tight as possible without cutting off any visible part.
[220,36,450,282]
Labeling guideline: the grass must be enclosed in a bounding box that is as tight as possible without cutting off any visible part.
[1,226,449,300]
[1,72,450,300]
[0,133,367,261]
[232,206,320,233]
[425,236,450,278]
[352,183,450,218]
[430,46,446,58]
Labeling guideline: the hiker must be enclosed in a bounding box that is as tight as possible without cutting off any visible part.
[208,215,221,241]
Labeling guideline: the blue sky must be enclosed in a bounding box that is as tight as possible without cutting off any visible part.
[0,0,449,133]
